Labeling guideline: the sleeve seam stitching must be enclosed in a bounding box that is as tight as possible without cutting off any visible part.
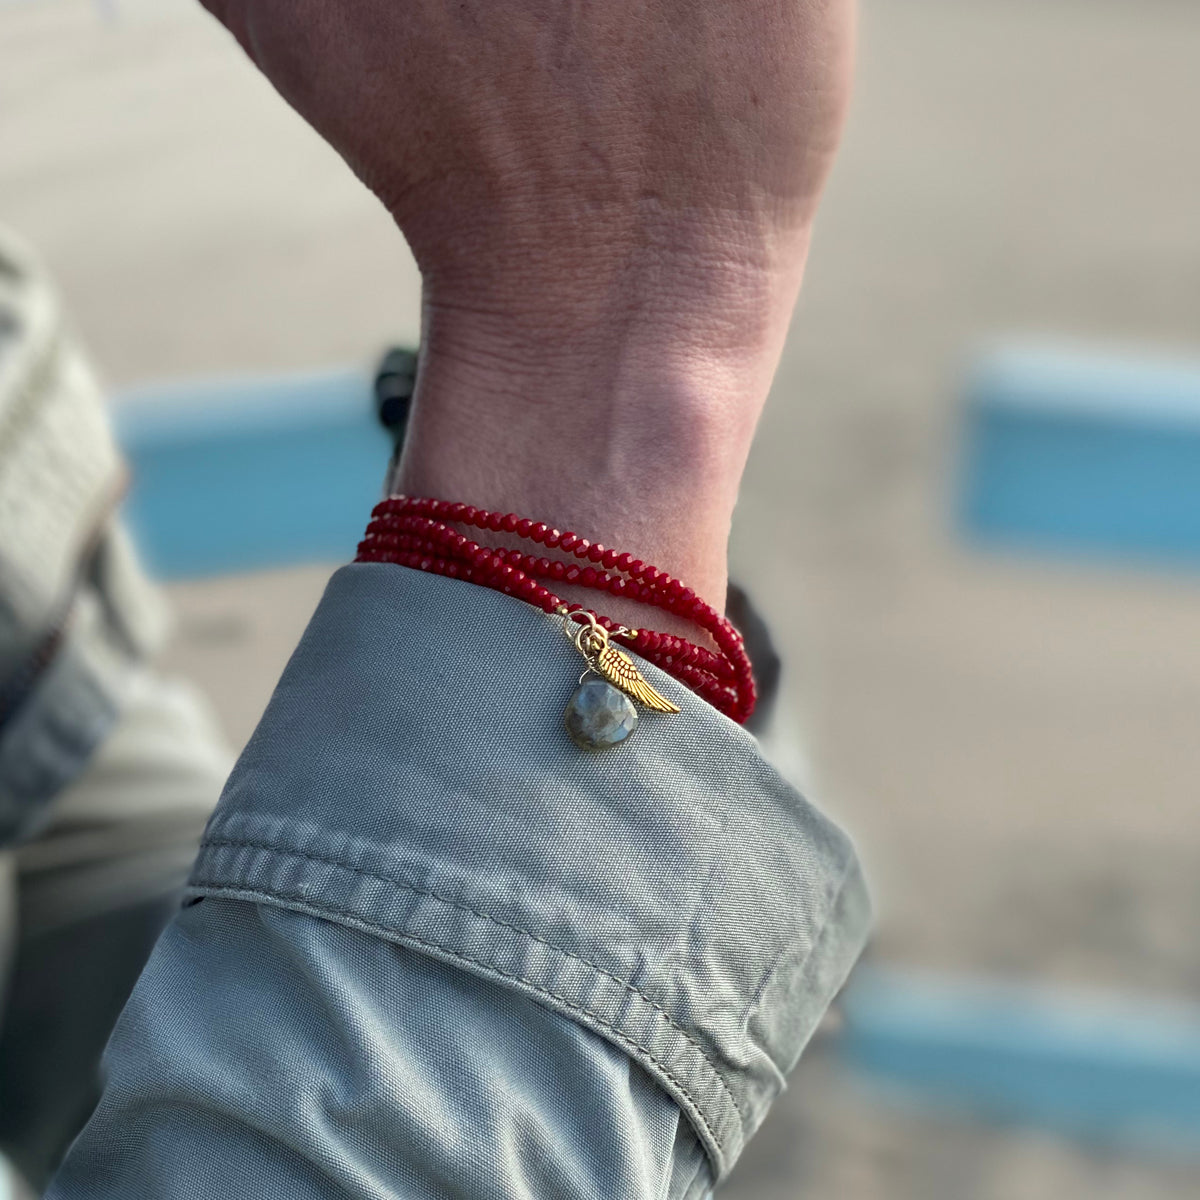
[195,836,745,1119]
[188,874,730,1164]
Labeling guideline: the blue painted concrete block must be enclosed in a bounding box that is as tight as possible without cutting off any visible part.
[843,968,1200,1153]
[961,344,1200,566]
[112,368,392,579]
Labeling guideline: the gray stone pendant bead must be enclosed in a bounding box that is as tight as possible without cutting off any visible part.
[564,678,639,750]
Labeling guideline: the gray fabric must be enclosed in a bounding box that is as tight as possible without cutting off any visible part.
[0,225,229,1191]
[185,564,869,1179]
[51,900,713,1200]
[0,227,167,843]
[0,585,128,844]
[1,667,230,1190]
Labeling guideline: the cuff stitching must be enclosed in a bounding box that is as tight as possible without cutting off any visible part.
[196,837,743,1121]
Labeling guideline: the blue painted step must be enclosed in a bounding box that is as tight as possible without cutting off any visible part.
[961,343,1200,566]
[843,968,1200,1153]
[112,367,391,579]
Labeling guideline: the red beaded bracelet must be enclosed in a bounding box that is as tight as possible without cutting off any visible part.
[356,496,757,725]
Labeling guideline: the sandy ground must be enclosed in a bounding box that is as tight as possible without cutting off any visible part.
[4,0,1200,1195]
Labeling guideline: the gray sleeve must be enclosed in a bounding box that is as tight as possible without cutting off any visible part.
[49,898,711,1200]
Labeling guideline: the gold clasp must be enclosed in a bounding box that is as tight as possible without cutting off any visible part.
[557,607,609,663]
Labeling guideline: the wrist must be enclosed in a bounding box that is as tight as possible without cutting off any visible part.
[393,276,796,617]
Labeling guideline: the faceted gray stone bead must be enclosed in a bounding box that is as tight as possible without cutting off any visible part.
[563,678,638,750]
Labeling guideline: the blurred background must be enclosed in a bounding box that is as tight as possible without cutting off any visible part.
[3,0,1200,1196]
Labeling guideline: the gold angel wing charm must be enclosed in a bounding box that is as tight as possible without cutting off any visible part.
[595,644,681,714]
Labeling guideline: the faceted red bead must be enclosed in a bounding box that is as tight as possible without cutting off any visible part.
[550,561,566,580]
[587,543,605,563]
[516,518,533,537]
[544,529,562,548]
[531,523,549,543]
[616,552,635,573]
[580,567,598,587]
[560,533,579,552]
[502,513,519,533]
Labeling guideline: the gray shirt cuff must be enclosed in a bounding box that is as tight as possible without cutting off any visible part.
[187,563,870,1179]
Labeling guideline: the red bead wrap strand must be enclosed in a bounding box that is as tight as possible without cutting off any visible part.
[359,496,756,722]
[358,504,754,722]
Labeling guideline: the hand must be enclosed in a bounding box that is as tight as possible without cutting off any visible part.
[201,0,855,613]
